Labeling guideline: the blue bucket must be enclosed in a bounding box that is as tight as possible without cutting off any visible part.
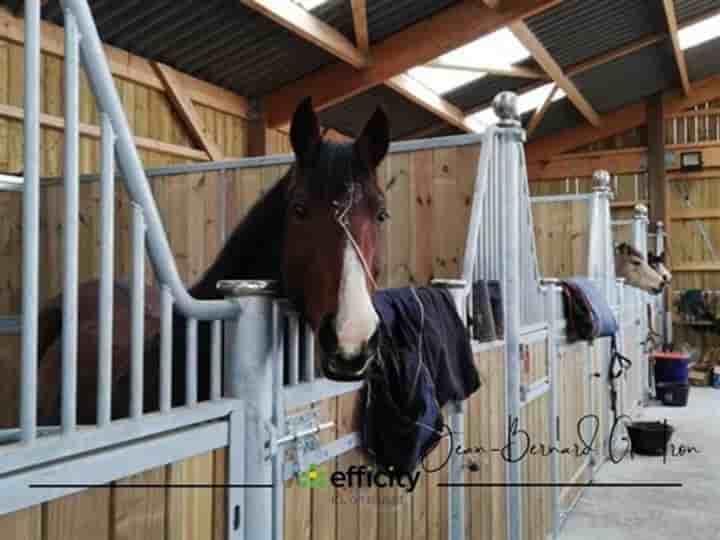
[653,352,690,384]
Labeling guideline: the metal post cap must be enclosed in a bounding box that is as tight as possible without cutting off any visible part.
[592,170,611,191]
[633,203,648,218]
[493,92,520,125]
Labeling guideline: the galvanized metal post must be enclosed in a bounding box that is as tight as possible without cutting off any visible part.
[656,221,670,345]
[632,204,650,404]
[61,8,81,433]
[494,92,524,540]
[130,203,146,419]
[222,280,279,540]
[431,278,467,540]
[541,279,561,540]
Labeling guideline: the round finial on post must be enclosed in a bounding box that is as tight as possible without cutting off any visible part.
[633,203,649,221]
[493,92,520,126]
[592,170,611,192]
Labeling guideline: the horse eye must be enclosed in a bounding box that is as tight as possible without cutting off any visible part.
[293,203,308,220]
[377,209,390,223]
[632,260,641,266]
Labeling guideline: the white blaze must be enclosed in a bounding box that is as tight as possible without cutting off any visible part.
[335,242,379,356]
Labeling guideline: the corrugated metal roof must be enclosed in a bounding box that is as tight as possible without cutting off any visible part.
[526,0,666,69]
[317,85,451,140]
[573,41,677,114]
[367,0,458,44]
[444,75,529,112]
[686,36,720,80]
[675,0,720,23]
[526,100,584,140]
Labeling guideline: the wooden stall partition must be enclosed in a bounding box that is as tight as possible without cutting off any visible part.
[0,449,227,540]
[532,199,590,279]
[520,393,551,540]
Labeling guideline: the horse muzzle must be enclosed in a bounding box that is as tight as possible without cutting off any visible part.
[318,316,380,381]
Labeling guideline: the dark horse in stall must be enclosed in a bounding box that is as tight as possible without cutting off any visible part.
[34,98,391,425]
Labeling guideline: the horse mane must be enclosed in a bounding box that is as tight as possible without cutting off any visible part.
[189,170,293,299]
[616,242,643,259]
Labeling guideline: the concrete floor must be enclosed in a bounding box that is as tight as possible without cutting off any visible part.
[560,387,720,540]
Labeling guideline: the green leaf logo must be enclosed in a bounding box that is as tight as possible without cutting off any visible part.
[299,464,329,489]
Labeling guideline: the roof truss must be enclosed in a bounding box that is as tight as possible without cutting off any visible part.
[662,0,692,96]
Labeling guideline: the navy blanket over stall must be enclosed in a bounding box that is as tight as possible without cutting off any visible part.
[361,287,480,475]
[561,277,618,342]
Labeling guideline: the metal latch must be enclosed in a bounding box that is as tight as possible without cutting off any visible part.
[272,409,334,476]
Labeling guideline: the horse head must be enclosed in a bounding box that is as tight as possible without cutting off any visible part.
[648,251,672,286]
[614,243,665,294]
[282,97,390,379]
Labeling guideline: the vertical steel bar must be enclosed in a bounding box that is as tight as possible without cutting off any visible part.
[211,320,222,400]
[287,313,299,386]
[160,285,173,412]
[97,113,115,427]
[61,9,80,433]
[130,203,145,418]
[272,300,285,540]
[186,318,198,405]
[303,321,315,382]
[20,0,41,443]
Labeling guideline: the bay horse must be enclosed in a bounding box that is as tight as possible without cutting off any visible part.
[614,243,665,294]
[34,97,390,425]
[648,250,672,286]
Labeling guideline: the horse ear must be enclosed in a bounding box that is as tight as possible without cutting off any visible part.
[355,106,390,170]
[290,97,321,165]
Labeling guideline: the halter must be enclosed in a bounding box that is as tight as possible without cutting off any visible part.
[333,182,379,291]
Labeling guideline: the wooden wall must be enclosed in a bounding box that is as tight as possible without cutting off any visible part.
[0,449,227,540]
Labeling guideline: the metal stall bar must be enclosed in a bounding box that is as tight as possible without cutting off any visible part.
[211,320,222,401]
[160,285,173,413]
[186,318,198,406]
[20,0,41,443]
[61,8,81,434]
[64,0,241,321]
[303,321,315,382]
[130,203,146,418]
[97,113,115,427]
[632,204,650,404]
[655,221,671,345]
[287,312,300,386]
[496,93,525,540]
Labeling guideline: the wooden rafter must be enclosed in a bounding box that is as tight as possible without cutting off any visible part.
[351,0,370,54]
[662,0,692,96]
[386,74,479,133]
[239,0,368,68]
[526,84,558,136]
[509,21,601,126]
[153,62,224,161]
[264,0,563,127]
[425,61,546,79]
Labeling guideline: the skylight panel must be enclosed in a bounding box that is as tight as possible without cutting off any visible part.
[679,12,720,50]
[407,27,532,95]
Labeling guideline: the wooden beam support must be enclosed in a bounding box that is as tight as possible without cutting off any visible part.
[509,21,601,126]
[351,0,369,54]
[386,74,479,133]
[526,73,720,163]
[239,0,368,68]
[671,208,720,221]
[526,84,557,137]
[647,92,668,228]
[263,0,563,127]
[0,102,209,161]
[425,61,547,79]
[0,7,251,119]
[663,0,692,96]
[527,148,647,180]
[153,62,224,161]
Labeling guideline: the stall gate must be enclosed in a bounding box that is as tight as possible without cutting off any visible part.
[0,3,658,540]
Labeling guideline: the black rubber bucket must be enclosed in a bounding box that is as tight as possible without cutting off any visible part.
[626,421,674,456]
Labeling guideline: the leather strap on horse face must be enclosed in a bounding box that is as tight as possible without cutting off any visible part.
[333,182,379,292]
[608,335,632,422]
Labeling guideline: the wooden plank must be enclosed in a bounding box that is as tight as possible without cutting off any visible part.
[336,391,360,540]
[387,152,412,287]
[239,0,368,68]
[526,84,558,137]
[113,467,166,540]
[663,0,692,97]
[0,507,41,540]
[672,263,720,272]
[212,449,227,540]
[350,0,369,53]
[264,0,563,127]
[45,488,110,540]
[166,452,215,540]
[0,7,251,119]
[153,62,224,161]
[386,75,477,133]
[311,397,338,540]
[426,61,546,79]
[509,21,600,127]
[0,102,208,161]
[670,208,720,220]
[410,150,434,285]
